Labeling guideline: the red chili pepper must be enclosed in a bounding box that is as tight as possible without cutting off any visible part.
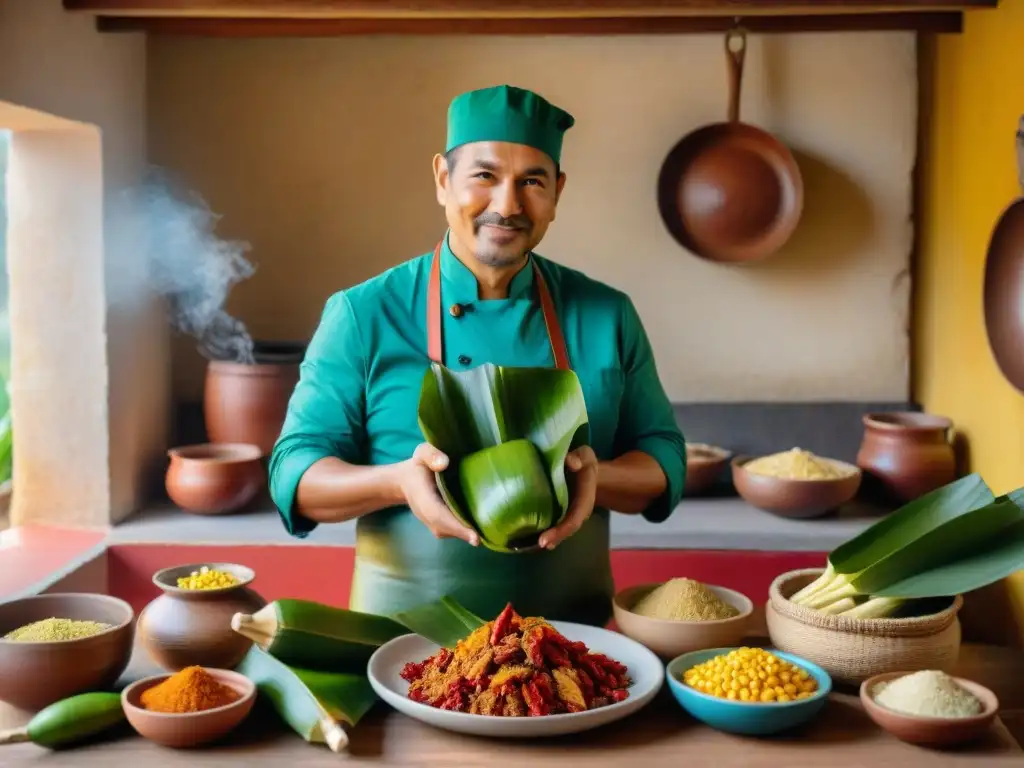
[490,603,515,646]
[576,668,596,702]
[400,661,425,682]
[610,689,630,703]
[522,681,549,717]
[542,642,572,668]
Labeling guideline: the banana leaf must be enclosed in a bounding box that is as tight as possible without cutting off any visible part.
[792,476,1024,605]
[830,473,995,575]
[416,362,589,553]
[392,595,485,647]
[872,490,1024,598]
[237,646,378,753]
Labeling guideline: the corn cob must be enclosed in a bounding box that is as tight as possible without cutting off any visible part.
[236,646,376,753]
[231,599,408,672]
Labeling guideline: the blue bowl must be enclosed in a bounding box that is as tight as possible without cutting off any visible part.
[665,647,832,736]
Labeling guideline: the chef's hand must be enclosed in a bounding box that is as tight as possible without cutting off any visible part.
[538,446,599,551]
[399,443,480,546]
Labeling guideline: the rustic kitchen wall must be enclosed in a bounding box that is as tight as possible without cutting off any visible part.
[148,33,917,405]
[0,0,168,524]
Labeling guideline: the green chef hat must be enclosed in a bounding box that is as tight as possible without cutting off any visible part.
[445,85,575,166]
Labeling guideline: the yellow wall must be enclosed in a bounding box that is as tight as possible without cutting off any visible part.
[916,2,1024,645]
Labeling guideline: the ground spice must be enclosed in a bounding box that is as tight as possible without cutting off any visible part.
[632,578,740,622]
[3,618,112,641]
[140,665,240,713]
[744,448,852,480]
[400,603,631,716]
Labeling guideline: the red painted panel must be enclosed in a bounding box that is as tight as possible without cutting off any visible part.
[106,544,825,615]
[610,550,827,605]
[0,525,107,599]
[106,545,355,613]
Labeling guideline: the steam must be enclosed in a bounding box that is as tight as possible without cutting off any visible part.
[107,167,256,364]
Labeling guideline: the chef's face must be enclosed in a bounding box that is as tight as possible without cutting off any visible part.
[434,141,566,268]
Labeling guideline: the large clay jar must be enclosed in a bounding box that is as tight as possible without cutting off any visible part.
[204,340,306,456]
[857,412,958,504]
[138,563,267,672]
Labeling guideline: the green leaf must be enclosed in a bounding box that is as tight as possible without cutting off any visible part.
[849,492,1024,594]
[391,595,485,647]
[236,646,377,751]
[417,362,589,553]
[872,493,1024,598]
[828,473,995,575]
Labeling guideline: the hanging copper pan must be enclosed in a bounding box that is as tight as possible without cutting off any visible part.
[983,116,1024,394]
[657,28,804,264]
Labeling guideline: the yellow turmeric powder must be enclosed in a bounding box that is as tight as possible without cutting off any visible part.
[140,665,240,713]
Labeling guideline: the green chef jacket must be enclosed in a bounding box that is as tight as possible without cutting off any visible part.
[269,234,686,627]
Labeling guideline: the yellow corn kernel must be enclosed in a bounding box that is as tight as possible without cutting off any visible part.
[783,683,797,696]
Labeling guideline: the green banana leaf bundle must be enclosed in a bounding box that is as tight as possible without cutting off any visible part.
[417,362,590,553]
[790,473,1024,618]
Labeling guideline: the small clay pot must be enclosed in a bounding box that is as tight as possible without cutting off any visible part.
[137,563,266,672]
[684,443,731,496]
[122,669,256,748]
[165,443,264,515]
[204,341,305,456]
[857,412,958,503]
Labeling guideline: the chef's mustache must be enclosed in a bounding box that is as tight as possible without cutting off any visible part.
[473,212,532,231]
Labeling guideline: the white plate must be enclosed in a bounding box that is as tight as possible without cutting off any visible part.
[367,620,664,738]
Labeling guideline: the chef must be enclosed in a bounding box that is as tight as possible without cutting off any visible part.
[269,84,686,626]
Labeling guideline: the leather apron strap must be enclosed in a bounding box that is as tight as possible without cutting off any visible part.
[426,240,571,370]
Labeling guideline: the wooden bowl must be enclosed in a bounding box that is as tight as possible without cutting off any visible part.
[684,443,731,496]
[121,669,256,748]
[766,569,962,686]
[613,582,753,659]
[165,443,264,515]
[0,593,135,710]
[860,671,998,747]
[731,454,861,518]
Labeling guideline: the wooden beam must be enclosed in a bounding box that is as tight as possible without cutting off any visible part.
[64,0,998,18]
[94,11,964,34]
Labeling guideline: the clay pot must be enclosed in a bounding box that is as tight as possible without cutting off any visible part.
[684,443,731,496]
[857,412,958,504]
[138,563,266,672]
[204,340,305,456]
[165,443,264,515]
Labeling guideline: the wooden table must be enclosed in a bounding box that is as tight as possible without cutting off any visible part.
[2,642,1022,767]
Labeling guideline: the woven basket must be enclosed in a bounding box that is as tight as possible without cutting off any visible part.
[766,568,962,686]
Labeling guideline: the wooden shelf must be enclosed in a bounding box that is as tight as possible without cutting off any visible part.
[64,0,1000,35]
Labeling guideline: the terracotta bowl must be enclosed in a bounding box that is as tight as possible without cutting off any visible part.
[121,668,256,748]
[0,593,135,711]
[165,443,265,515]
[684,443,731,496]
[731,454,862,519]
[860,671,999,747]
[613,582,753,659]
